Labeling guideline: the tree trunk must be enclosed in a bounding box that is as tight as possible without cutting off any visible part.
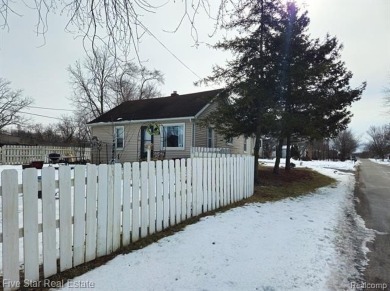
[253,133,261,184]
[285,134,291,170]
[273,138,283,174]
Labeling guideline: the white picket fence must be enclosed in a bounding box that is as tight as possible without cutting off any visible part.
[0,145,91,165]
[0,155,254,290]
[191,147,231,158]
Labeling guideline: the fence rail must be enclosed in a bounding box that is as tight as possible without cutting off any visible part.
[0,145,91,165]
[191,146,231,158]
[0,155,254,290]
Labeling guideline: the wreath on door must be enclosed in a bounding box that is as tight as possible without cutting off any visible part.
[146,123,161,135]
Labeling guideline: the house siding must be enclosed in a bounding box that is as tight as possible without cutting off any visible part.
[193,101,216,148]
[90,119,194,163]
[194,122,207,148]
[195,101,254,155]
[91,123,140,163]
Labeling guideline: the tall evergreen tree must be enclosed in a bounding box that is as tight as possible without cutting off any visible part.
[275,2,365,171]
[199,0,284,183]
[201,0,365,180]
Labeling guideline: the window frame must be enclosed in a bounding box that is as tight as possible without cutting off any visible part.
[160,123,186,151]
[115,126,124,150]
[207,127,214,148]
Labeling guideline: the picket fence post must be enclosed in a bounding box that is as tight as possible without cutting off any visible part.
[59,166,72,271]
[207,158,212,211]
[97,164,108,256]
[162,160,170,229]
[73,165,86,267]
[41,167,57,278]
[169,160,175,226]
[86,164,97,261]
[155,160,163,232]
[180,159,187,221]
[175,159,181,223]
[140,162,148,238]
[122,162,132,247]
[149,161,156,235]
[113,163,122,252]
[186,158,192,218]
[2,170,19,291]
[106,164,114,253]
[23,168,39,282]
[132,162,141,242]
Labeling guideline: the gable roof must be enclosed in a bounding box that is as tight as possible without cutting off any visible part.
[88,89,223,124]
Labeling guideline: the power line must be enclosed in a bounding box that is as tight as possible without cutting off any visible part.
[26,105,74,112]
[23,27,202,120]
[19,111,63,121]
[135,19,202,80]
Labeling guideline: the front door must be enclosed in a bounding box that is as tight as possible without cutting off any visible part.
[140,126,154,159]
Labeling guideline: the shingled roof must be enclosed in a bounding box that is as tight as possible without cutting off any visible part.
[88,89,223,124]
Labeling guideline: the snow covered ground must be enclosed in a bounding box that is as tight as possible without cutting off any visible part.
[56,160,374,291]
[369,158,390,166]
[259,158,359,171]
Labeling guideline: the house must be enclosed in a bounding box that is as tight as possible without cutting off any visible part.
[87,89,254,163]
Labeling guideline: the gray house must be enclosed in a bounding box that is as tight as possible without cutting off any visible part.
[88,89,253,163]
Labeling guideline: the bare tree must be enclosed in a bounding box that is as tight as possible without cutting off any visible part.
[332,129,359,161]
[111,63,164,105]
[20,123,60,145]
[60,111,92,146]
[56,115,78,145]
[68,48,117,119]
[1,0,236,56]
[0,77,33,130]
[73,111,91,142]
[68,46,163,120]
[15,116,89,146]
[366,124,390,160]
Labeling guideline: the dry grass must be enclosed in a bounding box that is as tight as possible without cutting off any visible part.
[246,166,337,203]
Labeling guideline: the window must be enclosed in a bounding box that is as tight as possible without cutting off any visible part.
[115,126,124,149]
[226,137,233,145]
[207,127,214,148]
[244,138,248,152]
[161,124,185,150]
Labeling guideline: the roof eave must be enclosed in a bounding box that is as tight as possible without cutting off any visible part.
[88,116,196,127]
[194,102,213,119]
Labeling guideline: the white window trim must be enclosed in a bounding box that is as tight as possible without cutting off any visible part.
[226,137,233,146]
[160,123,186,151]
[115,126,124,150]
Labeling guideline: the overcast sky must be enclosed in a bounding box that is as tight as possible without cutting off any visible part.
[0,0,389,143]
